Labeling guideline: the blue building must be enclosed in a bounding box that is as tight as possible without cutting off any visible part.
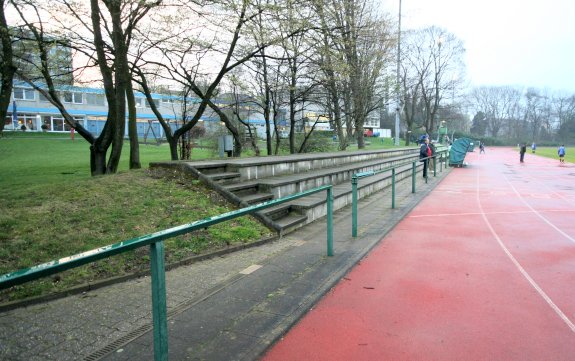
[5,81,308,140]
[5,82,193,139]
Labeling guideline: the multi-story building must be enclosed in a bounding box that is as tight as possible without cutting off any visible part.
[12,28,74,85]
[6,81,193,137]
[5,81,275,139]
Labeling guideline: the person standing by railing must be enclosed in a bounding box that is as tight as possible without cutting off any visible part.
[420,137,432,178]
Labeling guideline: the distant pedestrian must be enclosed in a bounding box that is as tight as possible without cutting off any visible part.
[479,142,485,154]
[531,142,536,153]
[558,145,566,164]
[520,143,527,162]
[420,137,432,178]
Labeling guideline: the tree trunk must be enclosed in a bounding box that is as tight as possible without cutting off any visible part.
[168,137,179,160]
[288,61,297,154]
[126,83,141,169]
[90,145,108,176]
[0,1,15,133]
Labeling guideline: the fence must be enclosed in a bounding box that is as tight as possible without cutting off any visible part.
[0,185,334,361]
[351,149,449,237]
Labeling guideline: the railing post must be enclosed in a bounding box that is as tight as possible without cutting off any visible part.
[412,161,416,193]
[433,155,437,177]
[351,175,358,237]
[327,187,334,256]
[440,151,443,172]
[391,168,396,209]
[150,241,169,361]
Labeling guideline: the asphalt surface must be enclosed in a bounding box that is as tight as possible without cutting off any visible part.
[0,163,448,361]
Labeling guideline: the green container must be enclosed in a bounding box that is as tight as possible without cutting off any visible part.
[449,137,472,166]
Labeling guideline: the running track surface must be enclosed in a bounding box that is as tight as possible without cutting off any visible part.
[263,147,575,361]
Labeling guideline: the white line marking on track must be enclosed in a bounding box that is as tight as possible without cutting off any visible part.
[409,209,575,218]
[475,169,575,333]
[504,175,575,244]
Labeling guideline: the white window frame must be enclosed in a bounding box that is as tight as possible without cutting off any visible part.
[13,87,35,101]
[86,93,106,106]
[62,91,84,104]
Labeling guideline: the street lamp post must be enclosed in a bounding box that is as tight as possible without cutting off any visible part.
[394,0,402,146]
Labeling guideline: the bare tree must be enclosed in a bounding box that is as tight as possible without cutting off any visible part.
[0,0,16,133]
[275,0,320,154]
[134,0,312,159]
[313,0,347,149]
[552,93,575,143]
[523,88,552,142]
[401,26,465,135]
[9,0,160,174]
[470,85,522,139]
[10,0,98,164]
[240,0,281,156]
[314,0,393,149]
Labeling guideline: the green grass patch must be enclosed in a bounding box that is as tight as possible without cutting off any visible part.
[530,146,574,163]
[0,133,272,302]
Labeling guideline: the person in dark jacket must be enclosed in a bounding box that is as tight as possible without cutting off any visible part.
[420,137,432,178]
[520,143,527,162]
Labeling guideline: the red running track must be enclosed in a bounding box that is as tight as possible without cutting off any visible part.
[263,147,575,361]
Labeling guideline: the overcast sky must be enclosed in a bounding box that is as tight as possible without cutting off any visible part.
[385,0,575,93]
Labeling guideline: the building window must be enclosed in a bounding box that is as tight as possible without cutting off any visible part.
[13,87,35,101]
[48,115,83,131]
[63,91,83,104]
[145,99,160,108]
[86,93,105,106]
[39,92,50,102]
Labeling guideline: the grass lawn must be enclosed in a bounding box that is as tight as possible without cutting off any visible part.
[0,132,272,302]
[531,146,574,163]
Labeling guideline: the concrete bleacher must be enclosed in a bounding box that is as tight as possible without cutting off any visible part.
[150,148,426,235]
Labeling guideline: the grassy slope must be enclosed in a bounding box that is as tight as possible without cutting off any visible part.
[0,133,271,301]
[0,132,400,302]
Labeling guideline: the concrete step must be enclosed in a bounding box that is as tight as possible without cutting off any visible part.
[239,192,274,205]
[174,148,418,181]
[283,163,420,232]
[223,182,260,197]
[149,148,437,236]
[191,163,228,175]
[205,172,241,184]
[260,203,292,221]
[272,213,308,234]
[248,154,417,200]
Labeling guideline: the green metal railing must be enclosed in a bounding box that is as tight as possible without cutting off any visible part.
[351,150,448,237]
[0,185,334,361]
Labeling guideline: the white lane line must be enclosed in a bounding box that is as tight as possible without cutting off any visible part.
[507,157,575,206]
[475,169,575,333]
[409,209,575,218]
[504,175,575,244]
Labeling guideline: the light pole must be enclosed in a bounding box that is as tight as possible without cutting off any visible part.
[394,0,402,146]
[433,37,442,140]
